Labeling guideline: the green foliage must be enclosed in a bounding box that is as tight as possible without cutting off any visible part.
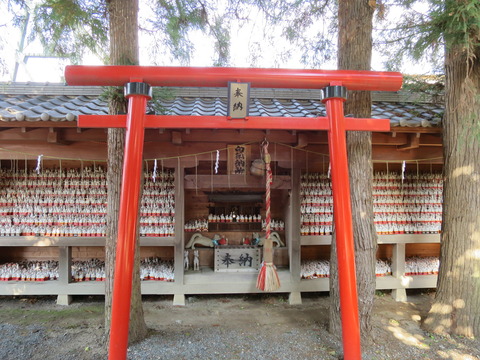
[412,0,480,61]
[210,16,230,67]
[378,0,480,73]
[147,0,231,65]
[31,0,109,63]
[7,0,235,68]
[229,0,337,67]
[146,0,338,68]
[402,74,445,102]
[100,86,125,105]
[5,1,28,29]
[150,87,175,115]
[441,0,480,56]
[6,0,339,70]
[100,86,175,115]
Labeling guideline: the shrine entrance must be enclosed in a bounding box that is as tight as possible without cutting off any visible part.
[65,65,402,360]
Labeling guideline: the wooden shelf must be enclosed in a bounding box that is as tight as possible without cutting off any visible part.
[0,279,177,296]
[300,233,441,246]
[378,233,440,244]
[300,235,331,245]
[208,222,262,232]
[0,167,444,304]
[0,236,175,247]
[375,274,438,290]
[0,233,438,298]
[182,267,292,293]
[297,274,438,293]
[299,277,330,292]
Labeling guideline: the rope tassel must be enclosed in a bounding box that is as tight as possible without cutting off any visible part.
[256,240,281,291]
[256,141,280,292]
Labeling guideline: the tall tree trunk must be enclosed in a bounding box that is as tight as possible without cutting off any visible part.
[104,0,148,347]
[330,0,376,345]
[424,45,480,338]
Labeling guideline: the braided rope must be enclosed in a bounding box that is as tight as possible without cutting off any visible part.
[256,140,280,292]
[263,142,272,240]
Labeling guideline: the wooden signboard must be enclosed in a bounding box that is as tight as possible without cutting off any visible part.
[227,144,251,175]
[215,246,261,272]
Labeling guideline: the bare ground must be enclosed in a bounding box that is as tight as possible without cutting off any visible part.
[0,291,479,360]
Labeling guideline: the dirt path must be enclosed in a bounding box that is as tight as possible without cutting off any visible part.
[0,292,479,359]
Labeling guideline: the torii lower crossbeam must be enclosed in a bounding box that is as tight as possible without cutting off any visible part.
[77,115,389,131]
[65,65,402,360]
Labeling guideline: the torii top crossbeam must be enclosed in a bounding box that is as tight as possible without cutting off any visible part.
[65,65,401,91]
[65,65,402,360]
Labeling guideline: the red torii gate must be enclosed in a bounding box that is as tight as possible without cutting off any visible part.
[65,66,402,360]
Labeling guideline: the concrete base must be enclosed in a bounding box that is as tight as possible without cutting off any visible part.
[289,291,302,305]
[392,288,407,302]
[173,294,186,306]
[56,294,72,306]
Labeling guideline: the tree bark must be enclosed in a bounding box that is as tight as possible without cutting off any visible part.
[423,45,480,338]
[330,0,376,345]
[104,0,148,347]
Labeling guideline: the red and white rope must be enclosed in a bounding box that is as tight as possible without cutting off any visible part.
[263,142,272,240]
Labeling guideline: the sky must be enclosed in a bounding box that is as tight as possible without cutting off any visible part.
[0,1,434,83]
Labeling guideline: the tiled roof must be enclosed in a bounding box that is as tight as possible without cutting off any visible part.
[0,83,443,128]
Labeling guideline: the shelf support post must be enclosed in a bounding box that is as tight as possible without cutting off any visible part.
[288,166,302,305]
[57,245,72,305]
[391,243,407,301]
[173,165,186,305]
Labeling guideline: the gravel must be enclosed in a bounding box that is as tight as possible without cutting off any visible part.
[0,324,46,360]
[127,326,338,360]
[0,319,339,360]
[1,293,480,360]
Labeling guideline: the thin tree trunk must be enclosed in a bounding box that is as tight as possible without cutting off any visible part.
[329,233,341,337]
[330,0,376,345]
[104,0,147,347]
[424,45,480,338]
[104,126,125,342]
[347,129,377,344]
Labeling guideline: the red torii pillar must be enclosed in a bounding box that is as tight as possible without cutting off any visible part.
[65,65,402,360]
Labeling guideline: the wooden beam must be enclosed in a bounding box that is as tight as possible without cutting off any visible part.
[47,128,59,143]
[184,174,291,190]
[0,141,108,160]
[373,132,442,147]
[397,133,421,151]
[0,121,77,129]
[373,144,443,163]
[168,129,297,144]
[172,131,182,145]
[295,133,309,148]
[388,126,442,134]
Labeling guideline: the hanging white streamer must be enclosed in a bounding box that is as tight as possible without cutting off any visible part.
[152,159,158,183]
[327,162,331,179]
[35,154,43,174]
[215,150,220,174]
[401,161,406,182]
